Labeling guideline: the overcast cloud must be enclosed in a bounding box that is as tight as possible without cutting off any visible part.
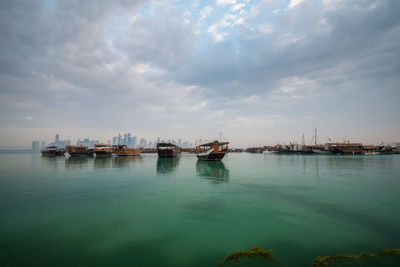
[0,0,399,148]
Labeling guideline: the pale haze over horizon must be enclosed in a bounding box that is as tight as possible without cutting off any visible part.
[1,0,399,149]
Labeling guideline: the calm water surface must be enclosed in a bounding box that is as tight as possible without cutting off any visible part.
[1,153,400,266]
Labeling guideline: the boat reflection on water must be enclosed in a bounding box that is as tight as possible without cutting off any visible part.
[196,161,229,183]
[157,157,180,175]
[113,155,143,168]
[65,156,91,169]
[94,156,113,169]
[40,155,61,168]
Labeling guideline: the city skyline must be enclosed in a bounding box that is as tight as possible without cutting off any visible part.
[1,1,399,149]
[30,133,195,151]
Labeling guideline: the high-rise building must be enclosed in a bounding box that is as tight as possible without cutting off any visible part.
[55,134,59,146]
[123,133,127,145]
[139,138,146,148]
[127,133,132,147]
[133,136,137,148]
[117,134,122,145]
[41,141,46,150]
[32,141,40,152]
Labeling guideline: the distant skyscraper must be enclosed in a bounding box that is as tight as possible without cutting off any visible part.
[118,134,122,145]
[41,141,46,150]
[123,133,127,145]
[32,141,40,152]
[127,133,132,147]
[133,136,137,148]
[139,138,146,148]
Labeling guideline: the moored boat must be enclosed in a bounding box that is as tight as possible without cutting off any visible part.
[157,143,181,157]
[94,144,112,156]
[196,141,229,161]
[112,145,143,156]
[312,146,331,154]
[41,146,65,156]
[327,143,364,155]
[65,145,94,156]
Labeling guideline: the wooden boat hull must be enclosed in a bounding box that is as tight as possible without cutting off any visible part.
[114,149,142,156]
[157,148,180,157]
[196,152,226,161]
[41,150,64,156]
[330,147,364,155]
[69,151,94,156]
[94,151,113,156]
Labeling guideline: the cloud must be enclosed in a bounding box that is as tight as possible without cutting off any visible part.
[231,3,245,12]
[288,0,305,9]
[216,0,236,6]
[0,0,399,147]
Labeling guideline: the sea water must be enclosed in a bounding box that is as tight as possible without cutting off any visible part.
[0,153,399,266]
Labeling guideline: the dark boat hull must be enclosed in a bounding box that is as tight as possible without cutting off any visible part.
[69,151,94,156]
[157,148,180,157]
[196,152,226,161]
[113,149,142,156]
[94,151,112,156]
[330,147,364,155]
[41,150,64,156]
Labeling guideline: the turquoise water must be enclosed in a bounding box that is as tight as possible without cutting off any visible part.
[0,153,400,266]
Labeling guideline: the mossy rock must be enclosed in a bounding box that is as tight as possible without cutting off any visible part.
[220,247,274,266]
[311,252,375,267]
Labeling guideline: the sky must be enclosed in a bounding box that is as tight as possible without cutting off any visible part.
[0,0,399,148]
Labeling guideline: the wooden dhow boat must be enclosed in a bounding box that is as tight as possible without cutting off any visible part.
[196,141,229,161]
[156,143,181,157]
[65,145,94,156]
[94,144,112,156]
[112,145,143,156]
[41,146,65,156]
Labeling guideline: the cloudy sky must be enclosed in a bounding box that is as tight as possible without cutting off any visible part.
[0,0,399,148]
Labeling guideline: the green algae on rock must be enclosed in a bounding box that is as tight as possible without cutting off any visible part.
[311,252,375,267]
[379,248,400,257]
[220,247,274,266]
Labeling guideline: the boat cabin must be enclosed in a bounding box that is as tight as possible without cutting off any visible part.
[196,141,229,154]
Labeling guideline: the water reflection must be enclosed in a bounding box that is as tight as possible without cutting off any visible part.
[65,156,91,169]
[157,157,180,175]
[40,155,59,166]
[94,157,113,169]
[196,161,229,183]
[113,156,143,168]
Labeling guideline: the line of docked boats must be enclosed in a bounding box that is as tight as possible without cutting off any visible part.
[250,143,399,155]
[41,140,230,161]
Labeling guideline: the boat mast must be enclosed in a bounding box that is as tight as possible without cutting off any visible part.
[315,128,317,146]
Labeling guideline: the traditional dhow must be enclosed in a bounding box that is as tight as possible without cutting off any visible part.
[112,145,143,156]
[156,143,181,157]
[41,146,65,156]
[65,145,94,156]
[94,144,112,156]
[196,141,229,161]
[326,142,364,155]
